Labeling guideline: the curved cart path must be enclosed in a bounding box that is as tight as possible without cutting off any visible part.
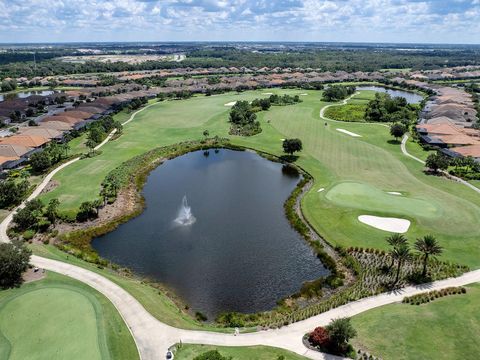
[2,101,480,360]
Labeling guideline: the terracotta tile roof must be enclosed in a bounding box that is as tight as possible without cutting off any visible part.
[462,128,480,137]
[38,121,73,131]
[18,127,62,139]
[43,115,82,125]
[0,155,20,165]
[434,134,480,146]
[452,145,480,158]
[0,144,33,157]
[0,135,49,147]
[424,116,458,125]
[62,110,95,119]
[416,123,462,136]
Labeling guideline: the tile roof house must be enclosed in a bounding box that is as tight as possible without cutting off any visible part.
[451,145,480,159]
[0,144,35,169]
[18,127,63,140]
[0,134,50,148]
[38,121,73,131]
[42,115,81,125]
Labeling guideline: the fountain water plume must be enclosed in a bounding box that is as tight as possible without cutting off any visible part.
[174,195,196,226]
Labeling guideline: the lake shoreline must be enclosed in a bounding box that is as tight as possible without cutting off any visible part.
[51,138,347,322]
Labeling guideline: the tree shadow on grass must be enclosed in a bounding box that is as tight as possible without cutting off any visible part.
[387,139,402,145]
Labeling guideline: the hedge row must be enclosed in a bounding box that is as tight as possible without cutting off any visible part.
[402,287,467,305]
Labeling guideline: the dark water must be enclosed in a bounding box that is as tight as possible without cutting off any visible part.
[0,90,55,102]
[92,149,328,317]
[357,86,423,104]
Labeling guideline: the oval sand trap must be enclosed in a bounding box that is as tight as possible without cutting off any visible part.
[224,101,237,107]
[359,215,411,233]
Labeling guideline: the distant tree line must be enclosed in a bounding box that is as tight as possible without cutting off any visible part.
[322,85,356,102]
[3,47,480,78]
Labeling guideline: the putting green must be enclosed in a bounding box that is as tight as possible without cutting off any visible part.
[325,182,442,219]
[0,272,138,360]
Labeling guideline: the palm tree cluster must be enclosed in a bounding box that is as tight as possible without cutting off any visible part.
[386,233,443,285]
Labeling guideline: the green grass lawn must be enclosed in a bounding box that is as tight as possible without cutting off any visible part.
[351,283,480,360]
[0,272,138,360]
[404,136,434,161]
[325,181,442,219]
[174,344,307,360]
[39,88,480,268]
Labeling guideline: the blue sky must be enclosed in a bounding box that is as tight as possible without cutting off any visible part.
[1,0,479,44]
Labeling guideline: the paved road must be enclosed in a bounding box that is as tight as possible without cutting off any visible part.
[2,100,480,360]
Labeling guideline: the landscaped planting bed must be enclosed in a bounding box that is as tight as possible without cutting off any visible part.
[402,287,467,305]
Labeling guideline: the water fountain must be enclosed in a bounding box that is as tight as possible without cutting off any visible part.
[174,195,196,226]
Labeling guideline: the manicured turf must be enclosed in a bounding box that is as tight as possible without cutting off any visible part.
[174,344,307,360]
[39,88,480,268]
[325,182,441,219]
[0,272,138,360]
[351,283,480,360]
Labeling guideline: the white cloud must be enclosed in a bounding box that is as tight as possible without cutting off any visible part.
[0,0,479,43]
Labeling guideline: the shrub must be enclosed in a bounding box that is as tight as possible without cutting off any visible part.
[402,287,467,305]
[193,350,231,360]
[0,241,31,288]
[326,317,357,353]
[309,326,330,348]
[22,229,36,240]
[195,311,208,322]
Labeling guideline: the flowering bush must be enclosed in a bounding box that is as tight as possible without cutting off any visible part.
[309,326,330,348]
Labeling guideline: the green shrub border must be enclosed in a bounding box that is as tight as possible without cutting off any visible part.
[402,287,467,305]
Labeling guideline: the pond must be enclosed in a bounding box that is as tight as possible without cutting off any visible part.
[92,149,328,317]
[357,86,423,104]
[0,90,56,102]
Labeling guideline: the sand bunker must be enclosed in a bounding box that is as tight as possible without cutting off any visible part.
[336,129,362,137]
[300,93,308,96]
[262,92,274,95]
[358,215,411,233]
[318,188,325,193]
[224,101,237,107]
[388,192,402,196]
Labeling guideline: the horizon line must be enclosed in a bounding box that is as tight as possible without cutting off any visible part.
[0,40,480,46]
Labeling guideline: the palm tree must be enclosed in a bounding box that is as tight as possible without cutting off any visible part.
[392,244,411,285]
[415,235,443,277]
[386,233,408,269]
